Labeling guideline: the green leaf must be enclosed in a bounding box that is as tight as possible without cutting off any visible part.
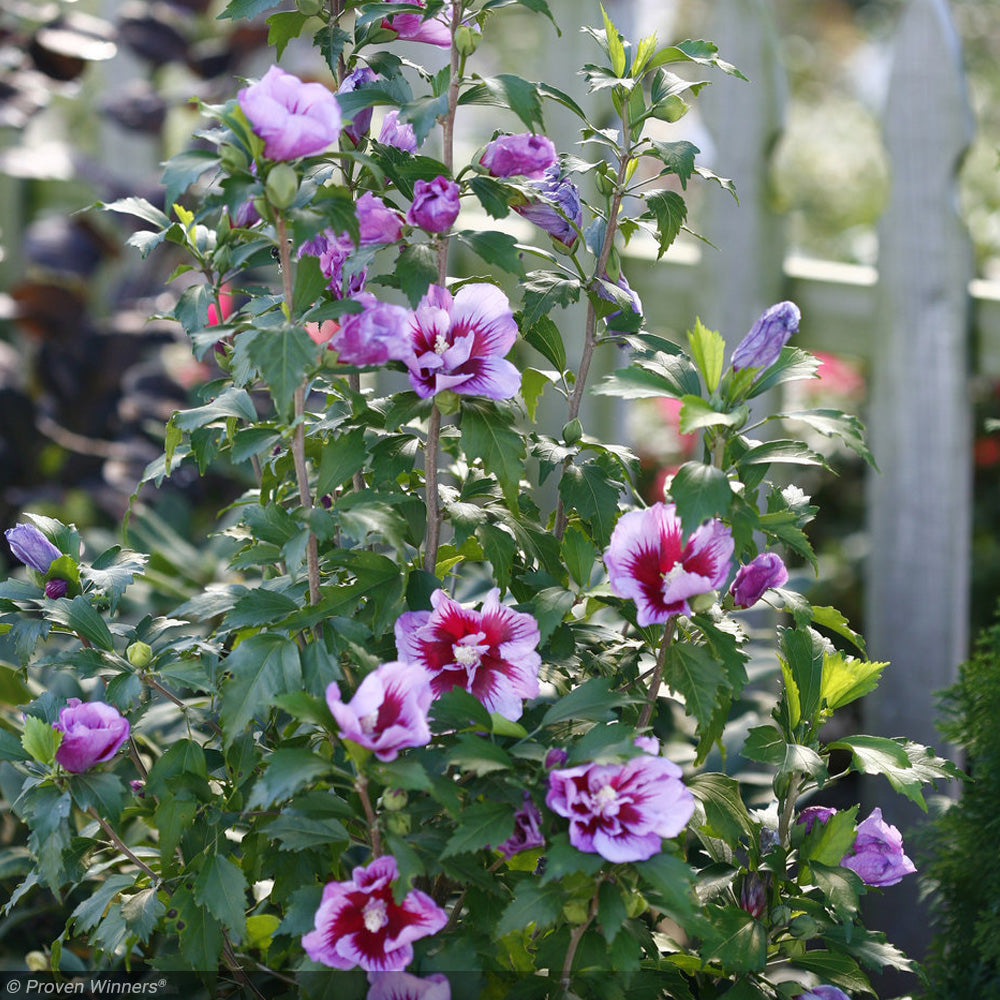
[461,402,525,506]
[739,438,828,469]
[561,527,597,589]
[741,725,785,766]
[456,231,526,278]
[687,318,725,392]
[47,596,114,651]
[194,854,247,943]
[597,880,628,943]
[821,653,887,711]
[247,326,317,419]
[317,427,368,495]
[460,74,544,132]
[99,196,170,229]
[635,852,697,923]
[700,905,766,973]
[496,881,565,937]
[529,587,576,644]
[781,408,877,468]
[396,243,439,307]
[522,313,567,371]
[69,773,126,821]
[173,386,258,430]
[667,642,727,730]
[121,887,167,944]
[668,462,732,537]
[154,796,198,869]
[469,176,512,219]
[267,10,308,58]
[593,353,701,400]
[781,627,824,725]
[648,140,699,187]
[441,801,515,858]
[72,874,136,932]
[175,889,224,970]
[558,458,621,546]
[746,346,819,398]
[811,605,867,655]
[22,714,61,766]
[678,395,746,434]
[601,4,627,76]
[799,805,858,867]
[810,863,864,922]
[542,677,628,727]
[248,748,330,808]
[219,634,302,747]
[521,271,581,328]
[642,190,687,257]
[292,252,329,314]
[688,773,753,841]
[430,687,493,734]
[539,833,605,883]
[161,150,219,210]
[647,38,746,80]
[790,950,873,996]
[82,547,148,615]
[218,0,283,20]
[448,734,514,776]
[224,587,300,630]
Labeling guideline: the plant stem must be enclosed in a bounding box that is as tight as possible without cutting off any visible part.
[637,619,675,730]
[560,885,600,989]
[276,214,321,607]
[554,122,633,540]
[422,1,461,574]
[88,808,158,882]
[356,773,382,857]
[777,770,803,847]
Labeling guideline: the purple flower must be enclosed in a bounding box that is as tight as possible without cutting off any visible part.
[52,699,130,773]
[378,110,418,152]
[633,735,660,756]
[402,283,520,400]
[299,231,366,299]
[326,661,432,762]
[730,552,789,609]
[731,301,801,372]
[238,65,341,162]
[395,588,541,721]
[358,192,404,246]
[546,754,694,863]
[794,988,851,1000]
[407,176,460,233]
[380,1,451,47]
[544,747,568,769]
[796,805,837,834]
[497,795,545,859]
[338,67,379,146]
[5,523,62,574]
[302,855,447,971]
[841,807,916,887]
[603,503,734,626]
[330,294,412,367]
[480,133,557,179]
[45,579,69,600]
[514,166,582,246]
[367,972,450,1000]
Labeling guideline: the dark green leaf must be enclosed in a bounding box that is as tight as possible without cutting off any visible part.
[461,402,525,506]
[194,855,247,942]
[799,805,858,867]
[175,890,224,970]
[248,748,330,809]
[172,386,258,430]
[469,176,512,219]
[558,459,621,546]
[247,326,317,419]
[448,734,514,776]
[317,427,369,495]
[267,10,308,58]
[218,0,283,20]
[667,642,727,730]
[430,687,493,734]
[161,150,218,209]
[746,346,820,398]
[688,773,754,841]
[642,190,687,257]
[781,627,825,725]
[72,874,136,932]
[648,140,699,187]
[521,271,581,328]
[742,725,785,766]
[790,951,873,996]
[739,438,829,469]
[47,596,114,651]
[668,462,732,537]
[396,243,439,307]
[700,906,766,973]
[82,547,148,615]
[441,801,515,858]
[495,881,564,937]
[69,773,126,822]
[541,677,627,726]
[593,353,701,400]
[121,887,166,944]
[459,74,544,131]
[293,252,329,314]
[522,313,566,371]
[456,231,526,278]
[678,395,746,433]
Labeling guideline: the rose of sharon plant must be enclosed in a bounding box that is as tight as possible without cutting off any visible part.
[0,3,961,998]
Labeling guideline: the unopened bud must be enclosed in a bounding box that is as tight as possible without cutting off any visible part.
[562,418,583,445]
[381,788,408,812]
[455,24,479,56]
[265,163,299,211]
[624,891,648,918]
[688,590,718,614]
[738,873,769,920]
[384,812,411,836]
[127,641,153,668]
[44,578,68,600]
[562,899,589,924]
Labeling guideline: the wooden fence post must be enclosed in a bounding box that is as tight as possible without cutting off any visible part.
[693,0,787,352]
[863,0,974,977]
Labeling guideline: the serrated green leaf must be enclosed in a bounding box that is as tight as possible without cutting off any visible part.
[689,773,753,841]
[69,773,127,821]
[542,676,628,726]
[442,800,515,858]
[121,887,166,944]
[558,459,621,546]
[71,874,136,933]
[161,150,219,210]
[496,881,564,937]
[668,461,732,537]
[456,231,526,278]
[678,395,746,434]
[175,889,224,970]
[687,318,725,392]
[742,725,785,766]
[267,10,308,58]
[601,4,627,76]
[799,805,858,867]
[649,140,699,187]
[781,627,824,725]
[821,653,887,711]
[248,748,330,809]
[700,905,766,973]
[194,854,247,942]
[667,642,727,730]
[247,326,317,419]
[219,634,302,747]
[46,596,114,651]
[316,427,368,495]
[522,313,566,371]
[469,175,512,219]
[173,386,258,431]
[459,74,544,132]
[82,547,148,615]
[593,352,701,400]
[218,0,283,20]
[461,402,525,506]
[739,438,828,469]
[448,734,514,776]
[561,526,597,588]
[22,714,61,766]
[521,271,581,328]
[642,190,687,257]
[396,242,438,307]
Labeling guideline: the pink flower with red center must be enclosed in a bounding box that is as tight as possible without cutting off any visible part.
[394,588,540,721]
[367,972,451,1000]
[546,754,694,862]
[302,855,447,971]
[603,502,734,626]
[326,661,432,762]
[402,284,520,400]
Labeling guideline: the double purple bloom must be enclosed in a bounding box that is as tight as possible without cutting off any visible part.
[514,165,582,246]
[326,661,432,762]
[395,588,541,721]
[603,502,734,626]
[238,66,341,162]
[378,110,418,153]
[496,795,545,859]
[730,552,789,609]
[302,855,447,971]
[330,294,412,367]
[402,283,520,401]
[52,699,130,773]
[407,176,461,233]
[480,132,557,179]
[546,753,694,862]
[731,301,801,372]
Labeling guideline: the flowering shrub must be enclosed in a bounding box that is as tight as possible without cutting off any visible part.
[0,2,960,998]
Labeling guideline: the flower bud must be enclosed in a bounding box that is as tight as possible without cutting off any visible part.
[544,747,568,769]
[688,590,718,614]
[455,24,479,56]
[562,418,583,445]
[730,552,789,609]
[45,578,69,600]
[127,641,154,668]
[624,891,648,918]
[738,873,769,919]
[265,163,299,211]
[562,899,589,924]
[381,788,408,812]
[731,301,801,372]
[384,812,411,836]
[5,522,61,574]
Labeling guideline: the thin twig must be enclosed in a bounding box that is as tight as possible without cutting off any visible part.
[637,620,675,731]
[356,773,382,857]
[88,808,158,882]
[560,884,600,988]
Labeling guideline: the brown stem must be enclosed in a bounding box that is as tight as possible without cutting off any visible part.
[144,675,223,737]
[128,737,148,780]
[423,403,442,573]
[637,619,675,731]
[276,214,321,607]
[356,773,383,857]
[88,808,158,882]
[560,885,600,988]
[554,127,633,540]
